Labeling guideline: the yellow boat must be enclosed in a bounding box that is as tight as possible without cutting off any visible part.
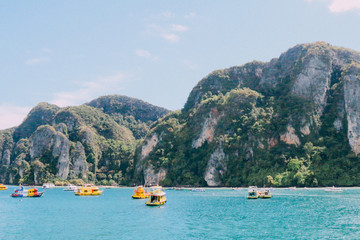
[74,184,103,196]
[259,189,272,199]
[132,186,150,199]
[146,189,167,206]
[0,184,7,190]
[247,186,259,199]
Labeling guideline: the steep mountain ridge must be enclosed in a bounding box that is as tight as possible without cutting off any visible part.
[2,42,360,187]
[137,42,360,187]
[87,95,170,139]
[0,95,169,185]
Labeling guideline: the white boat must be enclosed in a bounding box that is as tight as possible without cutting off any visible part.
[324,186,343,192]
[259,188,272,198]
[42,183,55,189]
[191,188,205,192]
[63,184,78,191]
[247,186,259,199]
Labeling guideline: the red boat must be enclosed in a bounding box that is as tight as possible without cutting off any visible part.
[11,186,44,198]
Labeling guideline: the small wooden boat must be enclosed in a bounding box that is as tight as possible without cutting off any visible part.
[131,186,150,199]
[74,184,103,196]
[146,189,167,206]
[0,184,7,190]
[63,184,78,191]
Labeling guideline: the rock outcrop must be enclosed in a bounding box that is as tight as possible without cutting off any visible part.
[192,108,223,149]
[343,63,360,155]
[70,142,88,178]
[136,42,360,187]
[0,95,168,185]
[204,146,227,186]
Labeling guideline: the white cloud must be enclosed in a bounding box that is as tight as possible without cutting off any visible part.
[161,33,180,42]
[41,48,53,54]
[329,0,360,13]
[161,11,174,19]
[135,49,151,58]
[135,49,159,61]
[171,24,188,32]
[51,73,128,107]
[146,23,188,43]
[305,0,360,13]
[185,12,197,19]
[25,57,50,65]
[0,104,31,130]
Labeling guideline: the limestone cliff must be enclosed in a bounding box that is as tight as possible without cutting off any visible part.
[0,95,168,185]
[136,42,360,187]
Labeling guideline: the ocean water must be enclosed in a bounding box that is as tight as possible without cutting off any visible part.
[1,187,360,239]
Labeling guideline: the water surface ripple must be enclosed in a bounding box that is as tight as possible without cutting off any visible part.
[1,187,360,239]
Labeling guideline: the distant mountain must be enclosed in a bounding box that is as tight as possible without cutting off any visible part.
[136,42,360,187]
[86,95,170,139]
[0,95,169,185]
[4,42,360,187]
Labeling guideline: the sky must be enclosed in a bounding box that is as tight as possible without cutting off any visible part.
[1,0,360,130]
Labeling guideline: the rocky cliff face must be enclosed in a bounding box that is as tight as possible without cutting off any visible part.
[343,63,360,154]
[2,42,360,187]
[136,42,360,187]
[0,95,168,185]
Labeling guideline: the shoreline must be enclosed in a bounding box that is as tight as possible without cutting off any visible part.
[3,186,359,190]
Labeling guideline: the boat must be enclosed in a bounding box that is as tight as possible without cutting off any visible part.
[0,184,7,190]
[146,189,167,206]
[191,188,205,192]
[63,184,78,191]
[287,186,297,191]
[150,185,164,192]
[324,186,343,192]
[259,188,272,198]
[131,186,150,199]
[42,183,55,189]
[74,184,103,196]
[247,186,259,199]
[11,185,44,197]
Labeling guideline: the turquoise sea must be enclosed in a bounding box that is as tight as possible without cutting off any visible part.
[1,187,360,239]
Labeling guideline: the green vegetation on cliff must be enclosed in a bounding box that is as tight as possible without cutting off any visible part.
[137,42,360,187]
[2,42,360,187]
[0,95,169,185]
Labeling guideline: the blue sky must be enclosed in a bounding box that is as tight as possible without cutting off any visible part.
[1,0,360,129]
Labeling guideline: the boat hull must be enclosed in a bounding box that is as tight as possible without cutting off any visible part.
[132,195,149,199]
[11,192,44,198]
[259,195,272,199]
[75,190,103,196]
[145,200,167,206]
[247,196,258,199]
